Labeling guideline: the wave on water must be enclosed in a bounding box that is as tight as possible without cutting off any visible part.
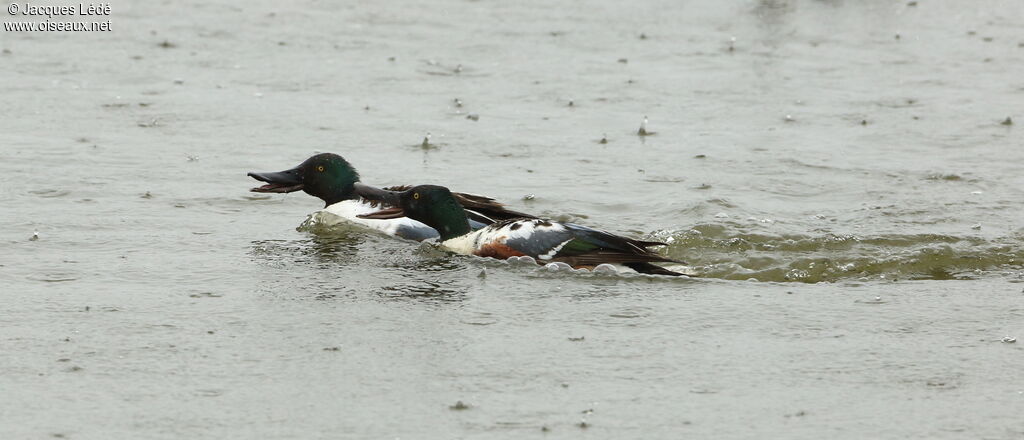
[274,216,1024,283]
[656,224,1024,283]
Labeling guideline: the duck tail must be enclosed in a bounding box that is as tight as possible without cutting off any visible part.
[623,262,688,277]
[629,239,670,248]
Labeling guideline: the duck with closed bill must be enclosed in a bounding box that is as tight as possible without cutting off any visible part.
[355,184,686,276]
[248,153,534,240]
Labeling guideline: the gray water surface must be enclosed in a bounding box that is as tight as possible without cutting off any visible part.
[2,0,1023,438]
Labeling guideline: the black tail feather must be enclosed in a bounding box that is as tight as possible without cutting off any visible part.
[623,262,687,277]
[629,239,670,248]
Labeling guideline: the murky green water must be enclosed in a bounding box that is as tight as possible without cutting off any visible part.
[2,0,1023,438]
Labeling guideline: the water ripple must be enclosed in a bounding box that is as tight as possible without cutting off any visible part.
[656,225,1024,283]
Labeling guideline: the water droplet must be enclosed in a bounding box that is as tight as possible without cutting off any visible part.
[507,255,537,265]
[593,264,617,273]
[545,262,573,271]
[637,116,654,136]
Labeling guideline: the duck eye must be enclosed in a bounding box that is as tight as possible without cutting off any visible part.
[413,193,420,200]
[317,165,325,172]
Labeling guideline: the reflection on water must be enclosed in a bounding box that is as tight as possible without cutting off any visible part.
[751,0,796,47]
[377,279,468,303]
[249,233,365,268]
[251,225,474,301]
[376,251,473,302]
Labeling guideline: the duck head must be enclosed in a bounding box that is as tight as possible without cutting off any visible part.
[248,153,360,206]
[356,184,472,240]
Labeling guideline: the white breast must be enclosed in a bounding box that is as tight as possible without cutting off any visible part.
[440,220,560,255]
[441,230,489,254]
[303,200,437,240]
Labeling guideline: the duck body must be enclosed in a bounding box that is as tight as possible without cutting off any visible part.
[442,218,683,275]
[308,196,493,241]
[356,185,686,276]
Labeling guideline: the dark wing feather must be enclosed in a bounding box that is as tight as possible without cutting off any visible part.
[551,225,683,272]
[452,192,537,222]
[552,248,679,266]
[630,239,670,248]
[561,224,672,254]
[623,262,687,276]
[374,185,535,225]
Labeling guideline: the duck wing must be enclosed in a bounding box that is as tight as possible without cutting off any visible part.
[561,223,670,253]
[483,220,684,275]
[451,192,537,223]
[378,185,536,225]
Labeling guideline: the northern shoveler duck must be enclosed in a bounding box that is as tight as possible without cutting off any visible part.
[355,184,686,276]
[248,153,534,240]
